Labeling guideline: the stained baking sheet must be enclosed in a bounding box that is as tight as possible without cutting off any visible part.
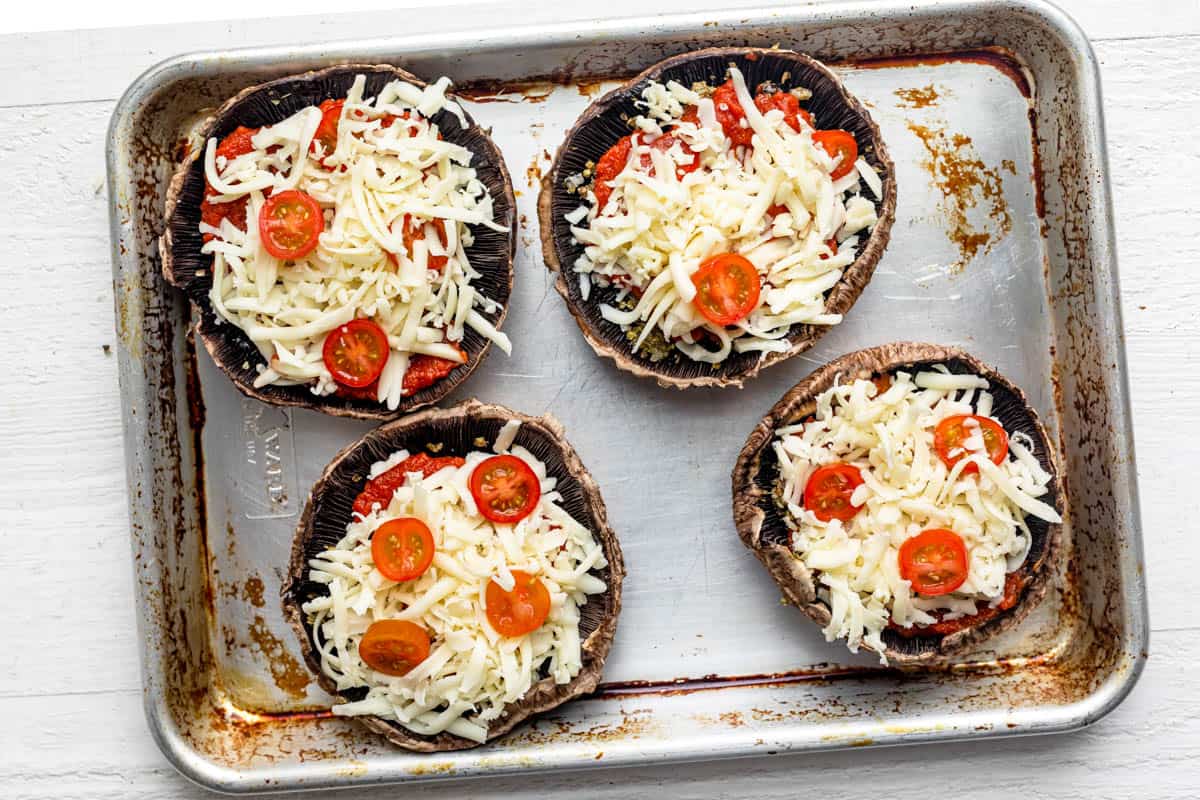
[107,0,1147,793]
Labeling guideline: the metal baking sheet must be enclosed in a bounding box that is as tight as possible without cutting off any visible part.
[107,0,1147,793]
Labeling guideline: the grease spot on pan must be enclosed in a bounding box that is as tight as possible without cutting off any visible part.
[248,615,311,699]
[894,84,943,109]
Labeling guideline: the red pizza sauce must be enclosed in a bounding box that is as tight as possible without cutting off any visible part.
[334,343,468,402]
[200,126,260,241]
[353,452,466,516]
[888,572,1025,638]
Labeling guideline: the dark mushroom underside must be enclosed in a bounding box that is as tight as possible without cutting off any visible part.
[162,65,516,419]
[731,343,1064,664]
[538,47,896,389]
[282,400,624,750]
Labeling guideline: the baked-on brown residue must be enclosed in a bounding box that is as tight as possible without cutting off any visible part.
[242,575,265,608]
[457,81,555,104]
[526,148,553,189]
[248,615,311,699]
[906,121,1012,272]
[894,84,941,109]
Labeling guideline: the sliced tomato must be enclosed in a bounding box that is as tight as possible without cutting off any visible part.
[310,99,344,165]
[358,620,431,676]
[469,454,540,525]
[399,213,451,271]
[353,453,466,516]
[200,126,259,240]
[898,528,969,596]
[812,129,859,180]
[712,80,754,147]
[691,252,761,326]
[371,517,436,582]
[753,90,812,131]
[485,570,551,637]
[803,463,865,522]
[933,414,1008,475]
[403,344,466,395]
[258,189,323,260]
[322,318,389,388]
[593,135,634,211]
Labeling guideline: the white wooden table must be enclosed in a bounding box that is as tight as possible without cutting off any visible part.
[2,1,1197,796]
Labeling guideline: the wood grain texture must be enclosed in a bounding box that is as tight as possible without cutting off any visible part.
[1,0,1197,796]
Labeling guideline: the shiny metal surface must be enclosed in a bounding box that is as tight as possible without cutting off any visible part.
[107,0,1146,792]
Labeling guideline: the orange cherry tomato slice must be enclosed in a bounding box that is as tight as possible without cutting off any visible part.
[469,454,540,525]
[485,570,551,637]
[812,129,859,180]
[322,318,389,388]
[933,414,1009,475]
[691,253,761,326]
[803,463,865,522]
[310,98,344,165]
[898,528,969,596]
[371,517,436,582]
[258,189,323,260]
[358,619,431,676]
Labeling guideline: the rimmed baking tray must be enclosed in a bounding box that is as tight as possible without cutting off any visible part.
[106,0,1147,793]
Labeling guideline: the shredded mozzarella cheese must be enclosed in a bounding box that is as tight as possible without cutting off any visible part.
[303,428,608,743]
[201,74,510,409]
[569,68,879,362]
[773,368,1060,663]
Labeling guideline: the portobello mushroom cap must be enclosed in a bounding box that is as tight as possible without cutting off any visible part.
[731,343,1065,665]
[161,64,517,419]
[282,399,624,750]
[537,47,896,389]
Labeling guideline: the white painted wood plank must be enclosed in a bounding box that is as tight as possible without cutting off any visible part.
[0,0,1197,108]
[3,628,1196,799]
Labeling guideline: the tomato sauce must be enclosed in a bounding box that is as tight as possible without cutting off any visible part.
[200,125,259,241]
[403,344,467,395]
[353,452,466,516]
[889,572,1025,638]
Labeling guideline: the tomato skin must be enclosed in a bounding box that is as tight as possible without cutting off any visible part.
[200,126,259,240]
[402,344,467,396]
[353,453,466,516]
[890,572,1023,637]
[258,189,324,260]
[359,620,431,676]
[469,455,541,525]
[898,528,969,596]
[803,463,865,522]
[371,517,436,582]
[691,252,762,326]
[933,414,1008,475]
[812,129,859,180]
[485,570,551,637]
[322,318,390,389]
[593,135,633,211]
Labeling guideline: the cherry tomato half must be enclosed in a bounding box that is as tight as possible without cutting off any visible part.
[812,129,859,180]
[691,252,762,326]
[898,528,969,596]
[358,619,431,676]
[933,414,1008,475]
[803,463,865,522]
[485,570,551,637]
[469,454,540,525]
[258,189,323,260]
[371,517,436,582]
[322,318,389,388]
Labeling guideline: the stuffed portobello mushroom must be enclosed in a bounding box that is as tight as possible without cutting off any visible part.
[731,343,1064,666]
[162,64,516,419]
[538,48,895,389]
[282,400,623,750]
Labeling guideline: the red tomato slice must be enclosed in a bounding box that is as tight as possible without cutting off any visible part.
[933,414,1008,475]
[311,99,344,165]
[358,620,431,676]
[485,570,551,637]
[812,129,859,180]
[322,318,389,388]
[691,252,761,326]
[803,463,865,522]
[898,528,969,596]
[371,517,436,582]
[258,189,323,260]
[593,135,634,211]
[469,454,540,525]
